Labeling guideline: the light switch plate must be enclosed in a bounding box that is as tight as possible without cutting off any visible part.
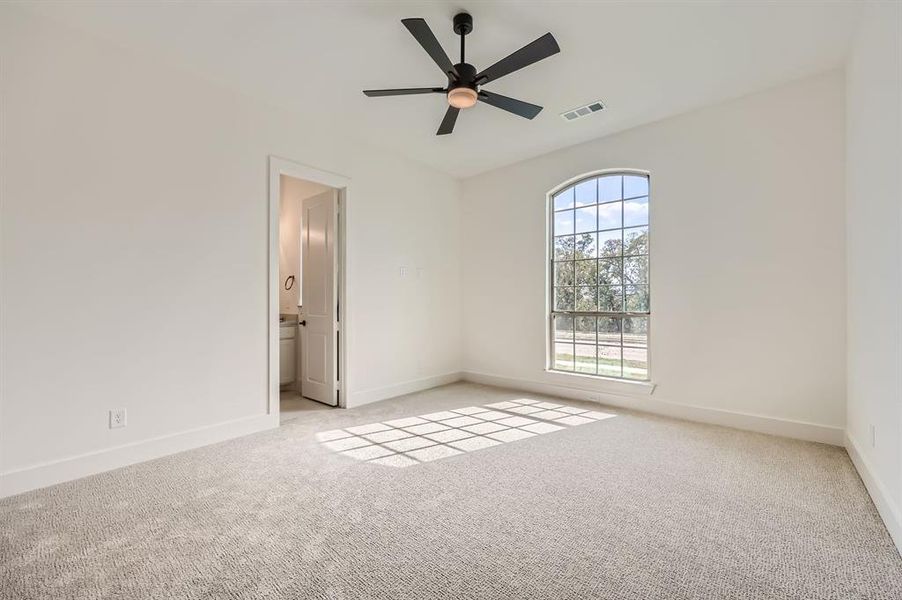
[110,408,127,429]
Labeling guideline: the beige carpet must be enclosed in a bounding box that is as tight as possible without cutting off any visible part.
[1,382,900,599]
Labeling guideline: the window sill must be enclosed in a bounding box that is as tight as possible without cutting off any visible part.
[544,369,656,396]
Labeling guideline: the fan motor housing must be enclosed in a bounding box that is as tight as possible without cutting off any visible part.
[451,63,478,89]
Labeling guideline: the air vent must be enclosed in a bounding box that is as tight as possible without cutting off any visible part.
[561,100,605,122]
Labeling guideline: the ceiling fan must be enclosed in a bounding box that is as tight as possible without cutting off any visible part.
[363,13,560,135]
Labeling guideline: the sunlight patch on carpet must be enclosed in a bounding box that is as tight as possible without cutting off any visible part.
[316,398,616,467]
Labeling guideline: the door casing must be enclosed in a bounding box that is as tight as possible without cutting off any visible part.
[268,156,349,416]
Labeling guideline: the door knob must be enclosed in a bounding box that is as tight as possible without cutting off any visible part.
[299,320,306,326]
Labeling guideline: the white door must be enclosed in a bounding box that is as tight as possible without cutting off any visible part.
[300,189,338,405]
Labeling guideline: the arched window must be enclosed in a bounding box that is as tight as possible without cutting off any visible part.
[549,172,649,380]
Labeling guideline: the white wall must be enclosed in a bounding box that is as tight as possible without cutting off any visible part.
[0,4,880,508]
[461,71,846,443]
[278,176,329,315]
[0,7,461,494]
[844,1,902,550]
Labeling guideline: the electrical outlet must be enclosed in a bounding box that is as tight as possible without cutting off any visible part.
[870,424,876,448]
[399,266,408,278]
[109,408,127,429]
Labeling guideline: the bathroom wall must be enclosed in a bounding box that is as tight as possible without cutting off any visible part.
[279,175,329,315]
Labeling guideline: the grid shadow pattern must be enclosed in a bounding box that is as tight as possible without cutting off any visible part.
[316,399,615,468]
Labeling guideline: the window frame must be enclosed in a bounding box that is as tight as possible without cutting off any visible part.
[545,169,652,382]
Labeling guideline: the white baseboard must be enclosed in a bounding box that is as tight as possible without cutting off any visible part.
[348,371,463,407]
[462,371,844,446]
[845,432,902,555]
[0,413,278,499]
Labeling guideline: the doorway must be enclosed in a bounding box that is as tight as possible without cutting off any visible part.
[269,157,349,422]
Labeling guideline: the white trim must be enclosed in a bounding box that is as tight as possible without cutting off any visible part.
[268,156,351,412]
[0,414,278,499]
[845,432,902,556]
[548,168,651,197]
[462,370,843,445]
[349,372,463,408]
[544,368,656,395]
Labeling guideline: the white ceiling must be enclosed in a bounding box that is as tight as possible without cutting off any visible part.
[21,1,862,178]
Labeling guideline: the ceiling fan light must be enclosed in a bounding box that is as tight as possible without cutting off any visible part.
[448,87,478,109]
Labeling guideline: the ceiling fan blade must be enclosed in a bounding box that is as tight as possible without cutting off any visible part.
[436,106,460,135]
[478,91,543,119]
[475,32,560,85]
[363,87,445,97]
[402,18,459,80]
